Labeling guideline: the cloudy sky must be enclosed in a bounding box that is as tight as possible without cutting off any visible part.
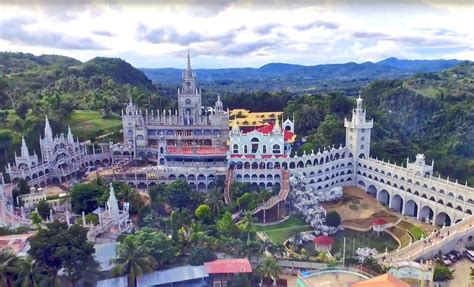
[0,0,473,68]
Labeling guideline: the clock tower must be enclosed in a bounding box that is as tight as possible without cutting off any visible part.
[178,52,202,125]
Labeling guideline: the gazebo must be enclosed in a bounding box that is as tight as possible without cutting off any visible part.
[372,218,389,236]
[313,235,335,252]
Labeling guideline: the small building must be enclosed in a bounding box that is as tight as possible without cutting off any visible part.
[351,273,409,287]
[204,258,253,286]
[313,235,335,252]
[96,258,252,287]
[372,218,392,235]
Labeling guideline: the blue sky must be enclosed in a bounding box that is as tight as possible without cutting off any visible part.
[0,0,473,68]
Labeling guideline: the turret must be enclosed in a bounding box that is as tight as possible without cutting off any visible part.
[44,116,53,141]
[67,126,74,144]
[215,95,223,114]
[20,137,29,158]
[231,120,240,135]
[344,95,373,159]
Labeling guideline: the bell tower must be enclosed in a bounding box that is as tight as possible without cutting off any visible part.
[344,95,373,159]
[178,51,202,126]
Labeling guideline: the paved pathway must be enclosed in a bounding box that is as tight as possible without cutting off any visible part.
[381,216,474,262]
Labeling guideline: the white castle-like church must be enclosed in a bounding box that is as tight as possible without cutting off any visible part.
[5,53,474,231]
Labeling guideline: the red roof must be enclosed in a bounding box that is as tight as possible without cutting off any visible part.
[247,124,296,142]
[313,235,335,246]
[204,259,252,274]
[372,218,388,225]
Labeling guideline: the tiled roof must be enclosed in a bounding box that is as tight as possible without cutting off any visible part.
[204,258,252,274]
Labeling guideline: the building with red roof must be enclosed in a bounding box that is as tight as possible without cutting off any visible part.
[204,258,252,287]
[313,235,335,252]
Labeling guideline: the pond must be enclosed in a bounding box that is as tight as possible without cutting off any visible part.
[302,229,398,258]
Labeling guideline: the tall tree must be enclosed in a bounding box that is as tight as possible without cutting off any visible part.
[0,248,19,287]
[257,257,281,284]
[28,221,97,286]
[15,256,43,287]
[238,212,256,243]
[112,239,156,287]
[205,187,224,217]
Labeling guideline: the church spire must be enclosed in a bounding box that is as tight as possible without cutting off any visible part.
[356,94,363,111]
[67,126,74,144]
[185,50,193,79]
[20,136,29,158]
[44,116,53,141]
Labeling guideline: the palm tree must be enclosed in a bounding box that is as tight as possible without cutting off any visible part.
[206,187,224,217]
[15,256,41,287]
[239,211,256,243]
[0,248,20,287]
[257,257,281,285]
[112,240,157,287]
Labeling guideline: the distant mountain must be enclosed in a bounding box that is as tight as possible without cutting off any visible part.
[376,57,462,72]
[142,57,463,95]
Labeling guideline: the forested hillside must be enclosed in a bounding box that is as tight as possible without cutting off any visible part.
[286,62,474,184]
[363,62,474,184]
[0,52,172,172]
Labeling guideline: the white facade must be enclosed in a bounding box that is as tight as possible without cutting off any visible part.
[6,116,112,187]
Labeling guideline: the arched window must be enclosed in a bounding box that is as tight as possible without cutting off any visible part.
[263,145,267,153]
[360,145,364,150]
[136,135,144,140]
[273,144,281,154]
[127,130,133,137]
[244,145,248,153]
[233,144,239,154]
[185,99,191,105]
[361,136,365,141]
[251,137,259,153]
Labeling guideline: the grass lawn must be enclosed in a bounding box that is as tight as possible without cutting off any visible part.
[408,225,426,241]
[256,215,312,244]
[69,110,121,140]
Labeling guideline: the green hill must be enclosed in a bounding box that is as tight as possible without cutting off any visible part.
[362,61,474,184]
[0,52,172,174]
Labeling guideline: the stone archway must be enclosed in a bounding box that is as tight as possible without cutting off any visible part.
[404,200,418,217]
[367,185,377,198]
[419,206,434,223]
[435,212,451,226]
[391,194,403,213]
[378,190,390,206]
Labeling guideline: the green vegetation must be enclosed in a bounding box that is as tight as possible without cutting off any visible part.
[0,52,172,176]
[363,62,474,184]
[325,211,342,227]
[331,230,398,256]
[28,221,98,286]
[433,265,454,282]
[408,225,426,241]
[256,216,311,244]
[69,110,122,140]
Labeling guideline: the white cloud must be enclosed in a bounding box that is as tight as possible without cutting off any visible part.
[0,1,472,68]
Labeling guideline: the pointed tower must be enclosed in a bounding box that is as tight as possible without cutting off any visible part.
[67,126,74,144]
[344,95,373,159]
[178,51,201,126]
[107,183,120,221]
[20,137,29,158]
[272,116,282,134]
[44,116,53,141]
